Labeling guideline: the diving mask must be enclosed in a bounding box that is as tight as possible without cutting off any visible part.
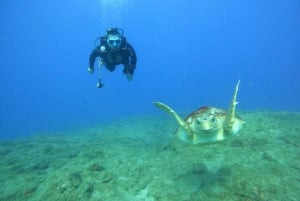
[107,35,122,49]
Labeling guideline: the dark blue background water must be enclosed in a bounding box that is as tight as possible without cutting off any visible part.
[1,0,299,139]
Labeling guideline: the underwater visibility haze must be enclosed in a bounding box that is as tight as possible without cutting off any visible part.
[0,0,300,200]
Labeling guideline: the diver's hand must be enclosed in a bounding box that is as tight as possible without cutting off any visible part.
[88,67,94,74]
[127,73,133,81]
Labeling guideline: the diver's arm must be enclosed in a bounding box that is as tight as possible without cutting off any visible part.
[89,48,101,70]
[126,43,137,74]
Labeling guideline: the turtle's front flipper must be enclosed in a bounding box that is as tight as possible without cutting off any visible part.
[224,80,240,134]
[153,102,184,126]
[153,102,193,136]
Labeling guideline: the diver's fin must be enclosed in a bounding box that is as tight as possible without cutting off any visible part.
[153,102,193,136]
[224,80,240,134]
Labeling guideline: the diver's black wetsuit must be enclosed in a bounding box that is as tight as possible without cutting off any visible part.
[89,38,137,75]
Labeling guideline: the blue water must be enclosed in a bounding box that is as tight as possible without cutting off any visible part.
[0,0,299,139]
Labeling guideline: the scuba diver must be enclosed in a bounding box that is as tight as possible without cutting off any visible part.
[88,28,137,88]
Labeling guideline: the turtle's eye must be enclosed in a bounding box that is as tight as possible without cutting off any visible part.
[195,119,203,128]
[210,116,216,123]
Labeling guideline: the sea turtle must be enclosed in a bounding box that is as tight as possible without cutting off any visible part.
[153,80,245,145]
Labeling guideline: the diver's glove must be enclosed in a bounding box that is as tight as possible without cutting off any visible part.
[126,73,133,81]
[88,67,94,74]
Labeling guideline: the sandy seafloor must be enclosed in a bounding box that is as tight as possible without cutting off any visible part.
[0,111,299,201]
